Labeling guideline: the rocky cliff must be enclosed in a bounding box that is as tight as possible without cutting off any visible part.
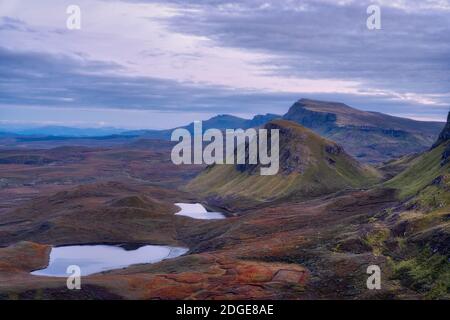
[283,99,444,164]
[433,111,450,146]
[432,111,450,166]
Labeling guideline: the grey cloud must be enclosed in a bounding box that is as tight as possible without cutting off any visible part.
[2,0,449,121]
[137,0,450,103]
[0,46,447,121]
[0,46,299,114]
[0,16,36,32]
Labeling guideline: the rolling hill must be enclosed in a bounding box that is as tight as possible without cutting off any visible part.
[187,120,380,208]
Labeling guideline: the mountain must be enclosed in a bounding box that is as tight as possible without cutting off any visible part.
[122,113,281,139]
[2,100,443,166]
[246,113,281,128]
[432,111,450,148]
[187,120,380,208]
[283,99,444,164]
[192,114,248,130]
[127,99,443,164]
[183,113,281,132]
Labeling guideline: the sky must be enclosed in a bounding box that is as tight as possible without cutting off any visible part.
[0,0,449,129]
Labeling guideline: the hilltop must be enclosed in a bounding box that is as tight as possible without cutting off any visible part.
[187,120,380,208]
[283,99,444,163]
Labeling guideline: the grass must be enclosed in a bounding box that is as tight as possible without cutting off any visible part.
[372,139,450,299]
[411,180,450,213]
[363,226,390,256]
[391,248,450,299]
[385,143,448,199]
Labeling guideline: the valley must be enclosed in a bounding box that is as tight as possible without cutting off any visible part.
[0,101,448,300]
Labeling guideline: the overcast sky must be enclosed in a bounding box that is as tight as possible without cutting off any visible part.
[0,0,449,129]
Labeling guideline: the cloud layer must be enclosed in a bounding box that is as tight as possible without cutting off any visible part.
[0,0,449,128]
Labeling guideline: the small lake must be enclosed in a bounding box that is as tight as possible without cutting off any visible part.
[31,245,188,277]
[175,203,226,220]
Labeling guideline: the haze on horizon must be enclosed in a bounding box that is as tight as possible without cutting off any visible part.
[0,0,449,129]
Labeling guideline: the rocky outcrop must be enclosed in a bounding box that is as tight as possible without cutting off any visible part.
[442,144,450,166]
[283,100,337,131]
[282,99,444,164]
[431,111,450,166]
[432,111,450,148]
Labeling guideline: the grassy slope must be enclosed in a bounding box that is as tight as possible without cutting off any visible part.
[381,141,449,298]
[377,153,420,180]
[384,143,447,199]
[188,120,380,203]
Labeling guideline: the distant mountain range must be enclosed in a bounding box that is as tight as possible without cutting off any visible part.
[1,99,446,163]
[123,99,445,163]
[121,113,281,139]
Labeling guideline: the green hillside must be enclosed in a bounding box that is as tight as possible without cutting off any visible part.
[187,120,380,205]
[385,142,449,199]
[381,113,449,299]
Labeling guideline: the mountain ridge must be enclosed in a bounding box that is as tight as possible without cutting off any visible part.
[282,99,445,163]
[1,99,446,164]
[122,113,281,139]
[187,119,380,208]
[432,111,450,148]
[117,99,448,164]
[286,98,442,134]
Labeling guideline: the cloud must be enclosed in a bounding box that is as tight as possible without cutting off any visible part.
[151,0,450,99]
[0,45,447,128]
[0,16,35,32]
[0,46,301,114]
[0,0,448,127]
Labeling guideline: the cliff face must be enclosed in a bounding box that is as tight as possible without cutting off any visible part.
[442,146,450,166]
[433,111,450,148]
[282,99,445,164]
[432,111,450,166]
[283,100,337,131]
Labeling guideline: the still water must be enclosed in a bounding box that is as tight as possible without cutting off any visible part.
[31,244,188,277]
[175,203,225,220]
